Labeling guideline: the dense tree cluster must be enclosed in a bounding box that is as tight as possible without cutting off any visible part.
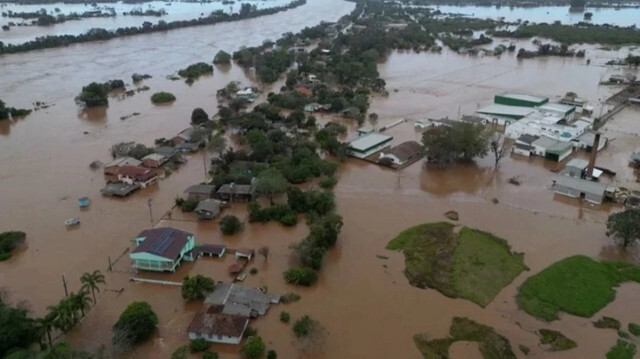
[0,100,32,120]
[178,62,214,80]
[112,301,158,350]
[0,231,26,261]
[76,80,124,107]
[421,122,491,165]
[491,23,640,45]
[213,50,232,64]
[607,209,640,248]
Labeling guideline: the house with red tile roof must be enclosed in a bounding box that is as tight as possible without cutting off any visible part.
[187,304,249,344]
[116,165,158,188]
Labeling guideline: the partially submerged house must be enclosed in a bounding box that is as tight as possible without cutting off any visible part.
[101,182,139,197]
[195,199,226,220]
[184,184,217,201]
[217,183,255,202]
[494,93,549,108]
[553,176,609,204]
[531,136,573,162]
[103,157,142,176]
[571,132,608,152]
[129,227,195,272]
[348,133,393,159]
[141,153,168,169]
[512,134,539,157]
[235,248,254,261]
[188,244,226,259]
[379,141,424,166]
[187,304,249,345]
[116,166,158,188]
[562,158,589,179]
[205,283,280,318]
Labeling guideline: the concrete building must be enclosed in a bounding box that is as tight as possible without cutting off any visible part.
[195,199,226,220]
[103,157,142,176]
[531,136,573,162]
[538,103,576,121]
[571,132,608,152]
[504,112,591,142]
[129,227,196,272]
[512,134,539,157]
[348,133,393,159]
[553,176,608,204]
[205,283,280,318]
[116,166,158,188]
[476,104,536,124]
[184,184,217,201]
[494,93,549,107]
[141,153,168,169]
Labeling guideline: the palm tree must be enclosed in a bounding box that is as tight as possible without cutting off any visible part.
[47,302,73,333]
[37,312,56,348]
[70,290,91,317]
[80,270,106,303]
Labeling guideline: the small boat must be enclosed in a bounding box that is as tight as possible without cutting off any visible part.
[78,197,90,208]
[65,217,80,227]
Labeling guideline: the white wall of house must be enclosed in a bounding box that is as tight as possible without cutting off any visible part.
[512,147,531,157]
[188,332,242,345]
[556,148,572,162]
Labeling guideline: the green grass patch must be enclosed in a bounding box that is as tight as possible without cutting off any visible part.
[516,256,640,321]
[594,317,621,330]
[413,317,516,359]
[387,222,527,307]
[538,329,577,351]
[606,340,637,359]
[628,323,640,337]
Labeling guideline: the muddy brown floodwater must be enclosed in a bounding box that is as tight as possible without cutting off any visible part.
[2,2,640,358]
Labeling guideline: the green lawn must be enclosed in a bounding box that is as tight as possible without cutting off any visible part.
[517,256,640,321]
[414,317,516,359]
[387,222,527,307]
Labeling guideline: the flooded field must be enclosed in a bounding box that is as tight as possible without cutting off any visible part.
[0,0,292,44]
[2,0,640,357]
[432,4,640,26]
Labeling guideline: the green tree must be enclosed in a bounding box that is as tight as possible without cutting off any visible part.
[77,82,109,107]
[283,268,318,286]
[171,345,188,359]
[0,299,39,357]
[112,301,158,349]
[189,338,210,353]
[191,108,209,125]
[151,92,176,104]
[181,275,215,300]
[70,291,91,317]
[80,270,106,303]
[214,50,232,64]
[255,168,288,204]
[240,336,265,359]
[202,351,219,359]
[421,122,490,165]
[607,209,640,248]
[267,350,277,359]
[208,135,227,158]
[219,215,242,235]
[292,315,317,338]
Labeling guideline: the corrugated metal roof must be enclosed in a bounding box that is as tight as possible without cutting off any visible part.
[477,104,535,118]
[349,133,393,152]
[566,159,589,170]
[555,176,607,195]
[532,135,557,149]
[500,93,548,103]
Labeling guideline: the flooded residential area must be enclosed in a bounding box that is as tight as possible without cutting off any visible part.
[1,0,640,358]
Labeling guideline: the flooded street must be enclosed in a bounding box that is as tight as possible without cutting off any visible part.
[2,0,640,358]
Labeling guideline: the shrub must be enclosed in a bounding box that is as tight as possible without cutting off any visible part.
[280,312,290,323]
[249,267,258,275]
[243,327,258,339]
[189,338,210,353]
[293,315,316,338]
[220,215,242,235]
[594,317,621,330]
[202,351,218,359]
[283,268,317,286]
[112,301,158,348]
[178,62,213,79]
[171,345,188,359]
[180,198,199,212]
[280,292,301,304]
[240,336,264,359]
[629,323,640,336]
[151,92,176,104]
[267,350,277,359]
[0,231,26,256]
[319,176,337,189]
[0,252,11,261]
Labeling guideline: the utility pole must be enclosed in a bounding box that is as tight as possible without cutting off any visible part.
[62,274,68,297]
[202,148,208,180]
[147,198,153,226]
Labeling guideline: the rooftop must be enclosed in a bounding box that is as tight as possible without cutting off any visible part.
[187,304,249,338]
[195,199,224,214]
[217,183,253,195]
[517,134,539,145]
[499,93,549,103]
[132,227,193,259]
[546,141,573,155]
[117,166,157,180]
[189,244,226,257]
[538,103,576,114]
[566,158,589,170]
[532,135,558,149]
[349,133,393,152]
[205,283,280,317]
[142,153,166,162]
[555,176,608,195]
[385,141,424,162]
[477,104,536,118]
[104,157,142,168]
[184,184,217,195]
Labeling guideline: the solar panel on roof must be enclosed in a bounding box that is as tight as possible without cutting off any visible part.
[148,229,175,255]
